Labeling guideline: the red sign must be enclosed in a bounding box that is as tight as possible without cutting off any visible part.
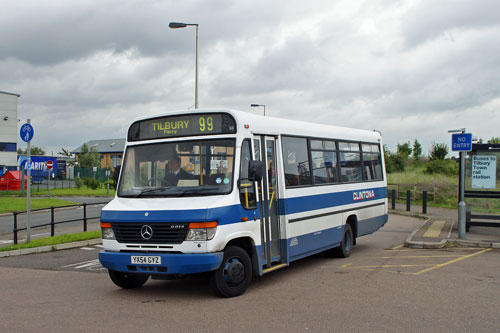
[46,161,54,170]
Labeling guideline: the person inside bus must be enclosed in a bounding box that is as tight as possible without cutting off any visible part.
[164,156,193,186]
[112,165,121,189]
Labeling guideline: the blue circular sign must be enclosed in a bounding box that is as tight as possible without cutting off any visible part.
[20,123,34,142]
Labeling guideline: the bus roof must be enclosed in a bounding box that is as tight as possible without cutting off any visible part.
[130,108,382,143]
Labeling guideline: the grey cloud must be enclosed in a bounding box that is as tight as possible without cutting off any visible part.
[402,0,500,47]
[2,0,500,155]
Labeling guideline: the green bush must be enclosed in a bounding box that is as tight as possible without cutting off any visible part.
[429,142,449,160]
[424,160,458,176]
[386,153,405,173]
[83,177,101,190]
[75,178,84,189]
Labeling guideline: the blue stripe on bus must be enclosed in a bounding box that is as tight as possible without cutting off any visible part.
[279,187,387,215]
[100,204,254,224]
[276,213,389,265]
[287,225,344,261]
[357,214,389,236]
[101,187,387,224]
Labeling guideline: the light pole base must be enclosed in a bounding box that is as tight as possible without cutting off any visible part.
[458,201,466,239]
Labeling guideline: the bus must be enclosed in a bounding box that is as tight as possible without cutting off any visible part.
[99,109,388,297]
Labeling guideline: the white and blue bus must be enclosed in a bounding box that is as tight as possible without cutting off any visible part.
[99,109,388,297]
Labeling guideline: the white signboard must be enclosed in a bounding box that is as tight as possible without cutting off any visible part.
[472,155,497,189]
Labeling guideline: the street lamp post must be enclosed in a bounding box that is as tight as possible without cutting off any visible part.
[169,22,199,109]
[250,104,266,116]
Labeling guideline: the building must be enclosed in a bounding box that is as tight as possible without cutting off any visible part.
[0,91,20,175]
[72,139,125,170]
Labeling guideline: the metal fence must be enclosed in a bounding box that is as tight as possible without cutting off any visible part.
[12,202,107,244]
[74,167,110,182]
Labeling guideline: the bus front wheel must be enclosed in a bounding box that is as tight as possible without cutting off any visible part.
[210,246,252,298]
[108,270,149,289]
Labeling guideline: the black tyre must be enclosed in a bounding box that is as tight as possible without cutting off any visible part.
[333,223,353,258]
[108,270,149,289]
[210,246,252,298]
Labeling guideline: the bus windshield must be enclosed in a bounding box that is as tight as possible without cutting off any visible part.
[118,138,235,198]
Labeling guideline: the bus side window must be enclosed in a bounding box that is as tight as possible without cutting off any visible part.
[239,139,257,209]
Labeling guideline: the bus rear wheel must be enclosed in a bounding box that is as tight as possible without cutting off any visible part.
[108,270,149,289]
[333,223,353,258]
[210,246,252,298]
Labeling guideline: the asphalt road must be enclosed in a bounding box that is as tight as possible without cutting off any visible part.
[1,214,499,332]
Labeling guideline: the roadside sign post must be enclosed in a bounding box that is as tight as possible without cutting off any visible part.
[450,130,472,239]
[46,160,53,197]
[20,120,34,243]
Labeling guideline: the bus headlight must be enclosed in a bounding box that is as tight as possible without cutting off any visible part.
[186,222,217,241]
[101,222,115,240]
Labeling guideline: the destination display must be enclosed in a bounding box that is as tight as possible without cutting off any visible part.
[128,113,237,141]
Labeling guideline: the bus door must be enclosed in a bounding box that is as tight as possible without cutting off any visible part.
[254,135,282,267]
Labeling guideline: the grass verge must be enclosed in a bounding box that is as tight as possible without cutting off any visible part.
[32,188,116,196]
[0,197,78,214]
[0,231,101,252]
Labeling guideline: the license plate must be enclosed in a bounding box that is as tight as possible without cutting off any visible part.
[131,256,161,265]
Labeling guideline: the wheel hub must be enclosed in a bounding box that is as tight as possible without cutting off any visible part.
[226,260,245,285]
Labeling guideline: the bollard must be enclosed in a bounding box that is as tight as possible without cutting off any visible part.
[83,203,87,232]
[391,189,396,209]
[406,190,411,211]
[50,206,55,237]
[422,191,427,214]
[13,212,18,245]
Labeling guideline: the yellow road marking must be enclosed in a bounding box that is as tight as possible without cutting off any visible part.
[413,248,492,275]
[385,247,485,252]
[345,264,435,269]
[391,244,405,250]
[423,220,446,237]
[373,255,464,259]
[342,249,492,275]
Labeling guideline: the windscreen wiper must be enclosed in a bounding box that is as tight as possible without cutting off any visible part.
[134,186,174,198]
[173,186,221,197]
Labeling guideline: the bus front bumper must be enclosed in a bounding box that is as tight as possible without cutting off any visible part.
[99,251,224,275]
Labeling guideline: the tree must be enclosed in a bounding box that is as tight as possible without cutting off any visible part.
[429,142,448,160]
[58,148,72,157]
[412,139,422,161]
[488,137,500,144]
[396,142,412,160]
[17,146,46,155]
[384,145,405,173]
[78,144,100,168]
[58,148,76,166]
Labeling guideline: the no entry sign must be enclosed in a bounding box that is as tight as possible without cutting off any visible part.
[46,160,54,170]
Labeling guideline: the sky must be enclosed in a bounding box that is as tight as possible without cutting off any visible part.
[2,0,500,157]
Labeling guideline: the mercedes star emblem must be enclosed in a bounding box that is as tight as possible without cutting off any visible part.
[140,225,153,240]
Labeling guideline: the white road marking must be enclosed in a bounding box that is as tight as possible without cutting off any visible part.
[80,247,95,250]
[63,259,105,271]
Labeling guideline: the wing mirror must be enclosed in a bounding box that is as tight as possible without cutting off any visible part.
[248,160,263,182]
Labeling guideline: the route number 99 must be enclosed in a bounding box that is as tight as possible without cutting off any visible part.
[199,116,213,132]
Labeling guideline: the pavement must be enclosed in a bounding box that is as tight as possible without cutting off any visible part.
[392,203,500,249]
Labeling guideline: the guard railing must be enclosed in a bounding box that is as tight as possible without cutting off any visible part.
[12,202,107,244]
